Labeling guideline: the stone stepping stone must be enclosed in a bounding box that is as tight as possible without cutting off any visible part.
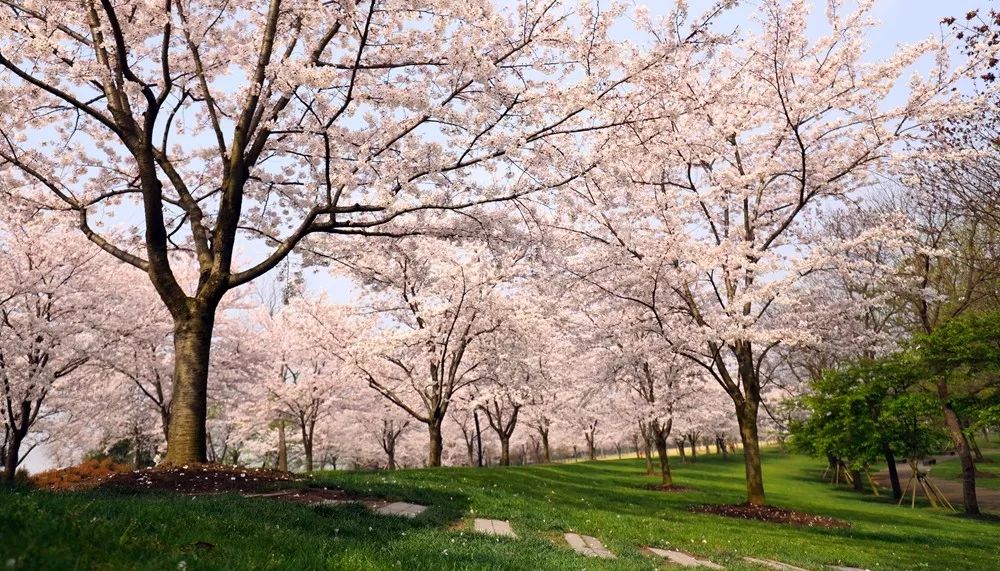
[375,501,427,518]
[646,547,723,569]
[242,489,296,498]
[744,557,810,571]
[473,518,517,538]
[564,533,615,559]
[829,567,868,571]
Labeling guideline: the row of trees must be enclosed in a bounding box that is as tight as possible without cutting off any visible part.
[1,0,997,510]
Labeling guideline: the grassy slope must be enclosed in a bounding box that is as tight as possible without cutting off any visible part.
[1,452,997,570]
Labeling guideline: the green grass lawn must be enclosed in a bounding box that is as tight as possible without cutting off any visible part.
[929,449,1000,490]
[1,452,997,570]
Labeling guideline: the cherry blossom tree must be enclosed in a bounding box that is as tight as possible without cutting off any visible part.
[557,0,970,505]
[0,0,694,463]
[347,238,529,466]
[0,215,134,481]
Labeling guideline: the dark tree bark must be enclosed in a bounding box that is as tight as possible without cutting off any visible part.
[651,419,673,486]
[276,421,288,472]
[938,380,979,514]
[883,443,902,500]
[675,438,687,463]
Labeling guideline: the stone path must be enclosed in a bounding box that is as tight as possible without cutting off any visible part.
[564,533,616,559]
[646,547,723,569]
[828,566,869,571]
[744,557,809,571]
[375,501,427,518]
[473,518,517,538]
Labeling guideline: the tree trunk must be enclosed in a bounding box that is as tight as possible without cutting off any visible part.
[465,437,475,466]
[277,421,288,472]
[301,421,314,473]
[2,431,22,484]
[688,436,698,461]
[736,403,766,506]
[428,421,443,467]
[644,439,654,474]
[163,310,216,464]
[938,384,979,514]
[851,468,864,492]
[474,411,484,467]
[653,427,673,487]
[883,443,902,500]
[676,439,686,462]
[499,437,511,466]
[540,428,551,463]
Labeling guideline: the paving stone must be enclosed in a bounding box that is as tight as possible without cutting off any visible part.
[828,567,869,571]
[646,547,724,569]
[564,533,615,559]
[375,501,427,518]
[473,518,517,538]
[744,557,810,571]
[242,489,296,498]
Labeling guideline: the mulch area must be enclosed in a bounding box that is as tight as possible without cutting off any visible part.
[99,463,302,494]
[32,461,387,506]
[690,503,851,528]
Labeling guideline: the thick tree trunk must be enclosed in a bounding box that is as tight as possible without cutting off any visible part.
[883,443,902,500]
[851,469,864,492]
[2,431,21,484]
[428,421,443,467]
[736,403,766,506]
[164,310,216,464]
[938,386,979,514]
[499,437,511,466]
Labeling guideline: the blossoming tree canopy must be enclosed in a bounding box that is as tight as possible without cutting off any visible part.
[556,0,973,504]
[0,0,715,463]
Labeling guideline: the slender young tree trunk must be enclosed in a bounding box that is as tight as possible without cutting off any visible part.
[644,439,654,474]
[277,421,288,472]
[465,438,475,466]
[301,420,315,473]
[428,421,444,467]
[164,309,216,464]
[653,426,673,487]
[883,443,902,500]
[938,383,979,514]
[540,429,551,463]
[736,402,766,506]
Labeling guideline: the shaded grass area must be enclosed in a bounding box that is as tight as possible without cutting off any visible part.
[930,448,1000,489]
[1,452,997,570]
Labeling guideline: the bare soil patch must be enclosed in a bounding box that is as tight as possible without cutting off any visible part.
[690,503,850,528]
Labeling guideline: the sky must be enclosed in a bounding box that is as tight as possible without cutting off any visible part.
[19,0,993,474]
